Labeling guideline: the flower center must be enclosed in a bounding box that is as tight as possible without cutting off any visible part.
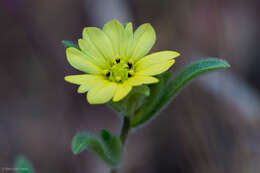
[105,57,134,83]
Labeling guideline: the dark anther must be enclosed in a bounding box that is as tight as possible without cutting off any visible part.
[116,59,120,63]
[106,72,111,77]
[128,73,132,77]
[128,62,132,68]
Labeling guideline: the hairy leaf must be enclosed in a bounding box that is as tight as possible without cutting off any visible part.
[131,58,230,128]
[101,129,122,164]
[131,72,171,127]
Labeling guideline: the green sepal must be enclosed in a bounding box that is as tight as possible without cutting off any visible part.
[131,58,230,128]
[14,156,35,173]
[62,40,79,49]
[108,85,150,116]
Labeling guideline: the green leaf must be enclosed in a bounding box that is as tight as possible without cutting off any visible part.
[101,129,122,164]
[131,58,230,128]
[72,132,121,167]
[109,85,150,116]
[72,132,113,165]
[62,40,79,49]
[72,132,104,155]
[131,72,171,127]
[14,156,35,173]
[101,128,112,143]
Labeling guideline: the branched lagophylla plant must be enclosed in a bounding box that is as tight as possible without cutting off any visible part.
[63,20,230,173]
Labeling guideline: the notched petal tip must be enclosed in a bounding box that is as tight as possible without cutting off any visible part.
[64,75,82,84]
[65,47,73,54]
[150,77,159,84]
[104,19,122,26]
[138,23,156,35]
[77,85,89,94]
[125,22,133,27]
[82,27,88,37]
[82,27,102,39]
[64,76,71,82]
[170,51,181,58]
[160,51,180,60]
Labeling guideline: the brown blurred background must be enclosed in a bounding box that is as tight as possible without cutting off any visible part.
[0,0,260,172]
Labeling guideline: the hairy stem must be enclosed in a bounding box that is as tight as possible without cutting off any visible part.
[110,116,131,173]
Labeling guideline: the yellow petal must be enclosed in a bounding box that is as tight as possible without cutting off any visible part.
[83,27,115,63]
[87,81,117,104]
[64,74,102,85]
[77,78,103,93]
[126,75,159,86]
[78,39,109,68]
[113,83,132,102]
[135,60,175,76]
[130,23,156,61]
[66,47,102,74]
[135,51,180,70]
[103,20,124,56]
[77,77,106,93]
[123,22,134,59]
[65,74,105,94]
[77,85,91,93]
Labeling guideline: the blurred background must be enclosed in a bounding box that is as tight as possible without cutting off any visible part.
[0,0,260,172]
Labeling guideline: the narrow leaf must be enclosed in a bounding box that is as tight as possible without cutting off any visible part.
[131,72,171,127]
[14,156,35,173]
[131,58,230,128]
[62,40,79,49]
[101,128,112,144]
[72,132,119,166]
[101,129,122,165]
[72,132,104,155]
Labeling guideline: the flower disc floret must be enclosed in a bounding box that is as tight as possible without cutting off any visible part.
[104,57,134,83]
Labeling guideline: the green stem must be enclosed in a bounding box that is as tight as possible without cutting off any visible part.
[119,116,131,145]
[110,116,131,173]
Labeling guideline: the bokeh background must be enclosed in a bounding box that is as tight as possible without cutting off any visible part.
[1,0,260,172]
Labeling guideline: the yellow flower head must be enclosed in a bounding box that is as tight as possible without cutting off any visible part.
[64,20,180,104]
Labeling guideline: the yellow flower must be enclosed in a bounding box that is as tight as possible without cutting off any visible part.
[64,20,180,104]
